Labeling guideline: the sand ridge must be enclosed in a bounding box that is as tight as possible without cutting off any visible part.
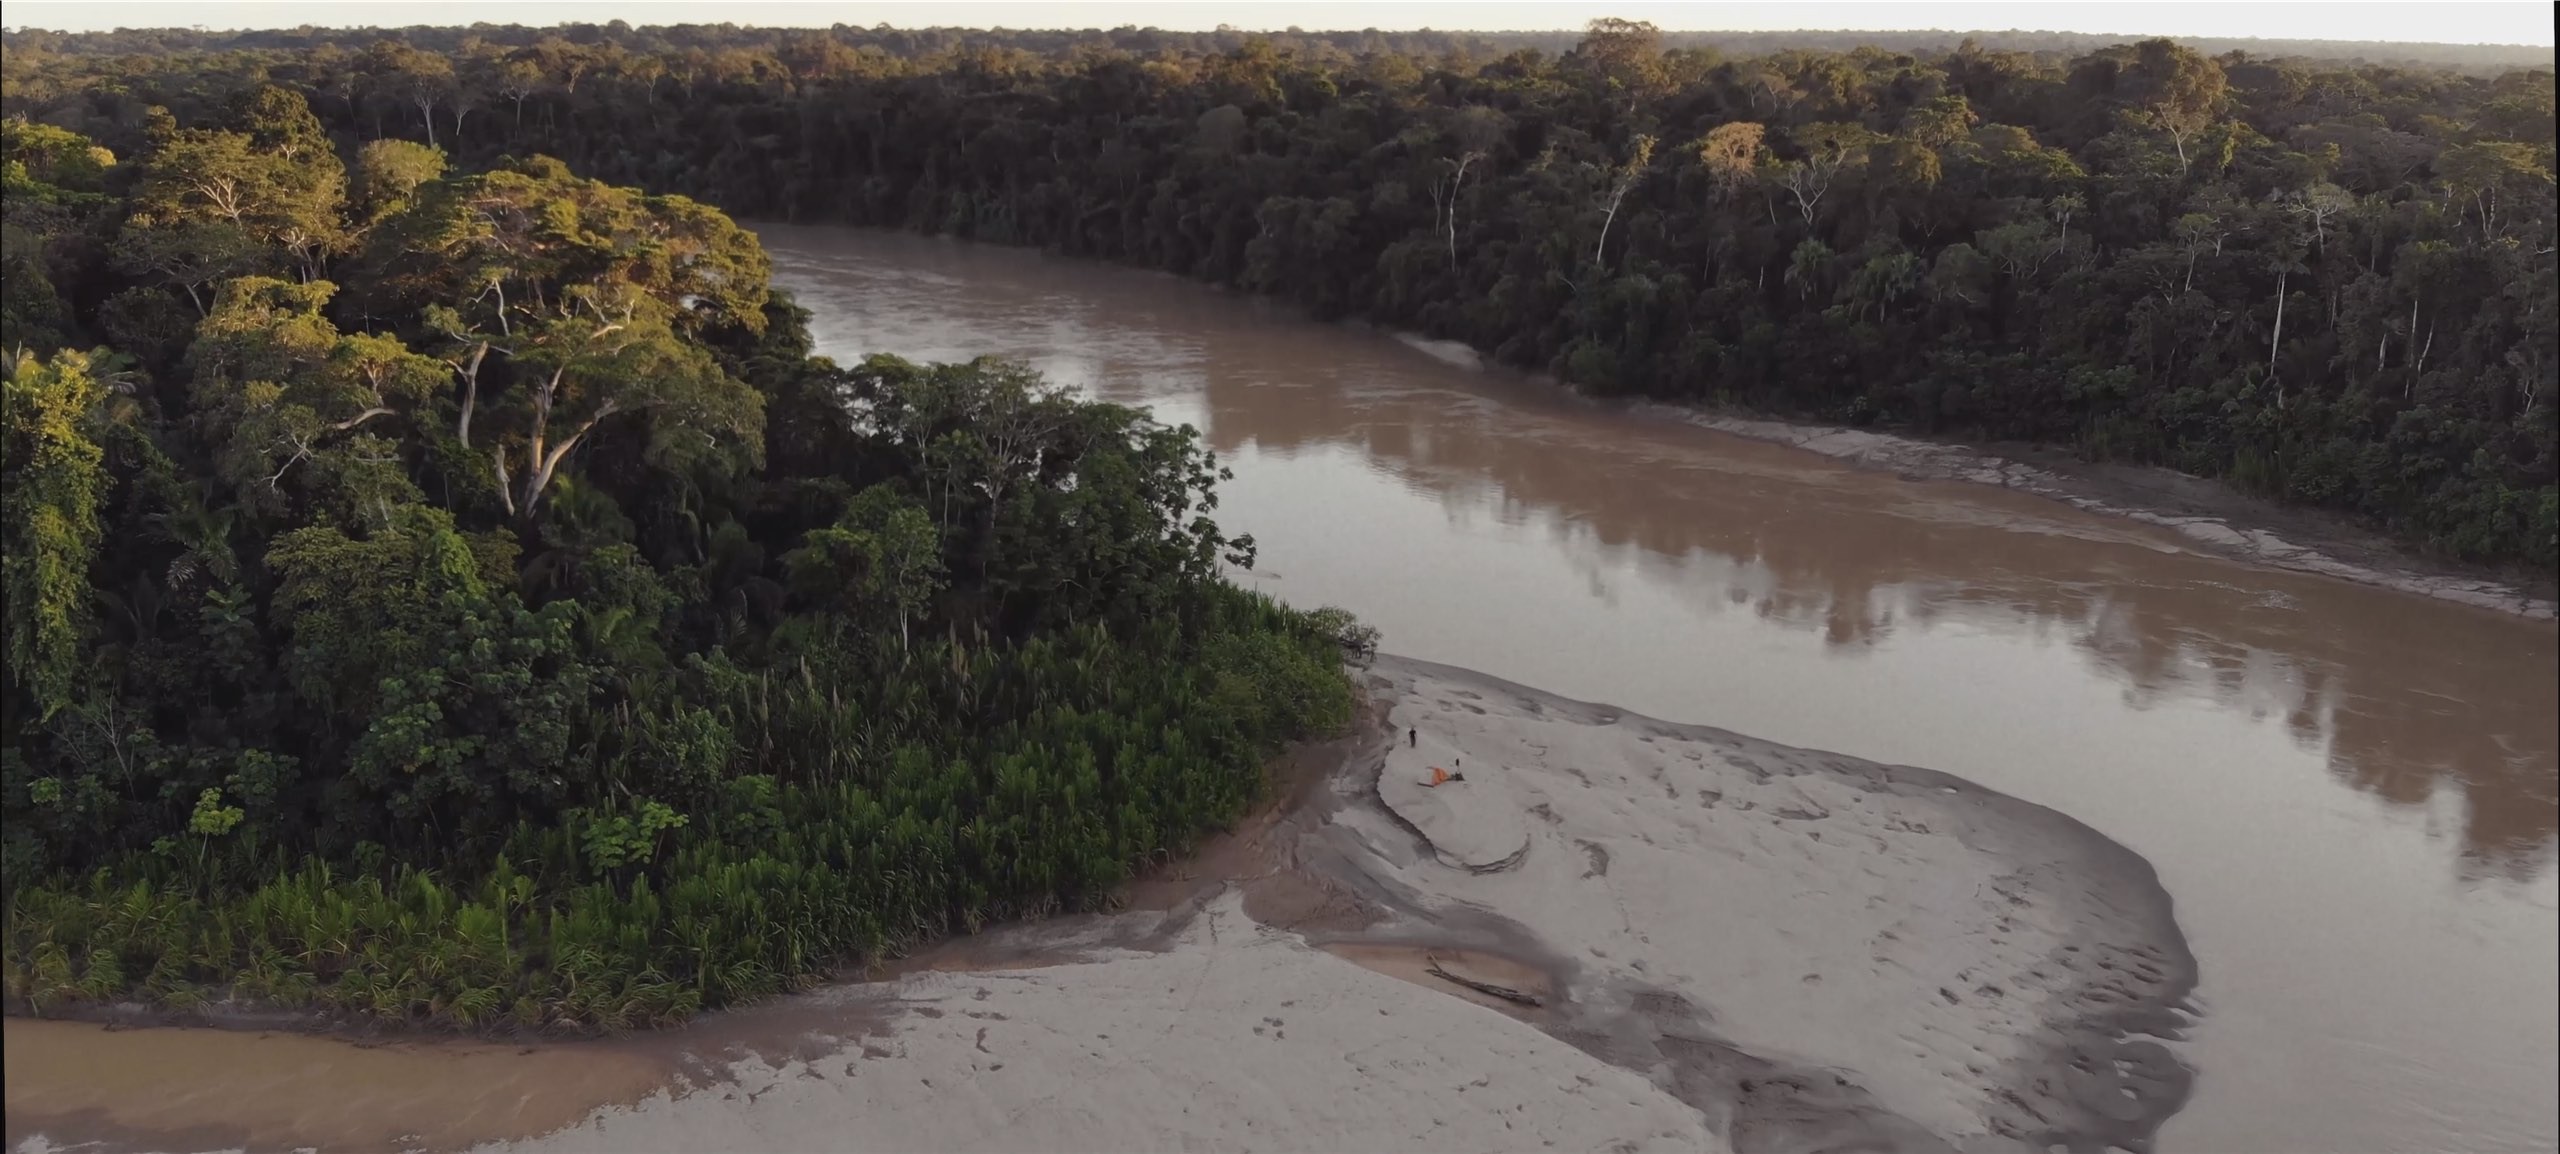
[488,656,2195,1154]
[1326,657,2198,1153]
[478,893,1717,1154]
[7,657,2199,1154]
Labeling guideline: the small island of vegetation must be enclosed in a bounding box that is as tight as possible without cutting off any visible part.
[2,14,2553,1032]
[3,92,1366,1027]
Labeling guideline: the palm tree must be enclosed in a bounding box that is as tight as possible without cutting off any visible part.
[1784,238,1835,301]
[154,484,240,596]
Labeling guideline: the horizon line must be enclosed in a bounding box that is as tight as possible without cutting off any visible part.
[4,21,2554,52]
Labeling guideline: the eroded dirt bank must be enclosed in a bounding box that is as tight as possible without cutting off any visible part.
[8,658,2199,1154]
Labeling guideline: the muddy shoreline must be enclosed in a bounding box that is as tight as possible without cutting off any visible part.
[1642,403,2557,619]
[10,657,2203,1153]
[1373,329,2551,618]
[0,702,1388,1154]
[845,656,2203,1152]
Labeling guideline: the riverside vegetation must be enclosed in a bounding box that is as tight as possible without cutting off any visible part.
[2,94,1368,1029]
[0,16,2552,1033]
[4,19,2551,569]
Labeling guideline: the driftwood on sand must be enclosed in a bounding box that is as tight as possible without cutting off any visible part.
[1425,958,1542,1007]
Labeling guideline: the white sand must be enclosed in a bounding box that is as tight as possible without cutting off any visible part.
[480,892,1717,1154]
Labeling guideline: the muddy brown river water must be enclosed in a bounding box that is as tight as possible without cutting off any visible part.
[756,228,2557,1154]
[8,227,2555,1154]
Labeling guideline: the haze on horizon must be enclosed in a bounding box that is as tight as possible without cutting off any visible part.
[5,1,2554,48]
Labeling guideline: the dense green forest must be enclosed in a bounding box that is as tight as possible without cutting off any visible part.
[5,22,2550,74]
[6,18,2551,570]
[0,13,2553,1026]
[1,79,1368,1026]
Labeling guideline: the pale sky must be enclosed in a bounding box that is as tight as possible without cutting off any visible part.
[4,1,2554,47]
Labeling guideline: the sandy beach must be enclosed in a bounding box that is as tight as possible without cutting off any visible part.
[1342,659,2198,1151]
[496,655,2198,1154]
[470,892,1719,1154]
[8,655,2199,1154]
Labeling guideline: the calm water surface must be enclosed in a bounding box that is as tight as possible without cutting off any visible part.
[759,224,2560,1154]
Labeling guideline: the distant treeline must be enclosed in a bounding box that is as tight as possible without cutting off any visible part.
[5,22,2552,73]
[4,18,2555,574]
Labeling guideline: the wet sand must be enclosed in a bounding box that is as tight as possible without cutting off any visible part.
[7,658,2198,1153]
[477,891,1721,1154]
[1343,658,2197,1151]
[482,656,2195,1153]
[686,225,2560,1150]
[19,224,2548,1153]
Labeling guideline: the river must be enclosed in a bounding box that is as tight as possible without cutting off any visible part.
[7,226,2555,1154]
[758,226,2557,1154]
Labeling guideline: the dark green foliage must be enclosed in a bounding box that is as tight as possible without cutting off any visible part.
[0,94,1359,1028]
[6,584,1351,1029]
[15,21,2538,568]
[2,16,2549,1026]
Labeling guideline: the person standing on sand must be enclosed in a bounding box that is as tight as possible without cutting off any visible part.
[1409,728,1417,748]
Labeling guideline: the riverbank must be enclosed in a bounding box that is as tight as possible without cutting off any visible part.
[1383,331,2553,619]
[1337,657,2200,1151]
[495,655,2200,1153]
[764,223,2560,1154]
[1650,406,2557,620]
[9,655,2201,1153]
